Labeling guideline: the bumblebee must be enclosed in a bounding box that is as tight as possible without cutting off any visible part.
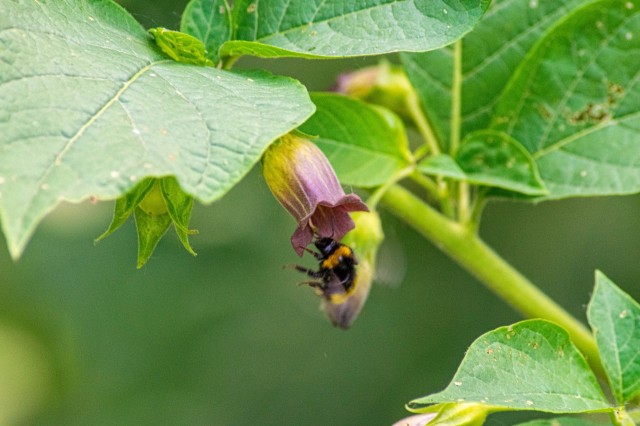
[295,237,358,304]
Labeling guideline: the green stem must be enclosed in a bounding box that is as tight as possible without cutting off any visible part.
[367,167,414,211]
[406,91,441,157]
[409,172,440,200]
[409,172,454,218]
[381,185,604,376]
[450,40,462,156]
[611,408,636,426]
[458,182,470,223]
[469,189,488,232]
[220,55,240,70]
[450,41,470,224]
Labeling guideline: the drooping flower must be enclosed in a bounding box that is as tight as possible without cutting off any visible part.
[262,133,368,256]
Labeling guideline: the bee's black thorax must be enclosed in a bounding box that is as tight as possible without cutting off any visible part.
[296,237,359,299]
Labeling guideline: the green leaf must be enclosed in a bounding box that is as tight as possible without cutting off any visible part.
[514,417,602,426]
[96,178,155,241]
[221,0,491,59]
[401,0,587,150]
[417,154,467,180]
[0,0,314,259]
[160,176,197,256]
[456,131,547,195]
[149,27,214,66]
[180,0,232,64]
[492,0,640,199]
[299,93,412,187]
[134,205,172,269]
[587,271,640,404]
[408,320,612,414]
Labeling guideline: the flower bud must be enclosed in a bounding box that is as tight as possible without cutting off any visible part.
[402,403,490,426]
[322,211,383,329]
[334,61,415,121]
[263,134,368,256]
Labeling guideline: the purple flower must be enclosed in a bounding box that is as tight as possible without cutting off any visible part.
[262,134,368,255]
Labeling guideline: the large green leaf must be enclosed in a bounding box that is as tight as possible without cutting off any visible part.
[180,0,232,64]
[221,0,491,59]
[401,0,588,149]
[0,0,314,259]
[587,272,640,404]
[408,320,612,413]
[492,0,640,199]
[299,93,412,187]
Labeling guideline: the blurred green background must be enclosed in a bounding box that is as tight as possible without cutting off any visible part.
[2,1,640,425]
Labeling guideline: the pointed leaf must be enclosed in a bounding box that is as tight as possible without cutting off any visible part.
[298,93,412,187]
[222,0,491,59]
[492,0,640,199]
[401,0,588,149]
[0,0,314,258]
[456,131,547,195]
[417,154,467,180]
[96,178,155,241]
[587,271,640,404]
[180,0,232,64]
[161,176,197,256]
[134,206,172,268]
[408,320,612,414]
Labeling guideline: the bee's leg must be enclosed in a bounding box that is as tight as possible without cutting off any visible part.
[303,247,323,260]
[293,265,324,279]
[297,280,323,289]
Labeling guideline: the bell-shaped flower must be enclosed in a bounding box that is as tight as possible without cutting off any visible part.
[263,134,368,256]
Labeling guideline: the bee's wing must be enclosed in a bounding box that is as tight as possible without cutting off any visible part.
[322,262,373,330]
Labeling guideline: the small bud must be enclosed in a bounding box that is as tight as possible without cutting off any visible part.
[334,61,415,121]
[322,211,383,329]
[263,134,368,256]
[402,402,489,426]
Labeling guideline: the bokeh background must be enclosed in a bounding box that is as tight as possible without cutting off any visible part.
[2,1,639,425]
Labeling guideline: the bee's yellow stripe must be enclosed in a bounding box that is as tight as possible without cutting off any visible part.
[321,246,352,269]
[328,276,358,305]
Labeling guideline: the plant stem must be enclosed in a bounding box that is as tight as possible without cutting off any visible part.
[449,40,470,224]
[381,185,604,376]
[611,409,636,426]
[409,172,441,199]
[457,181,470,223]
[367,167,414,210]
[406,91,441,157]
[450,40,462,156]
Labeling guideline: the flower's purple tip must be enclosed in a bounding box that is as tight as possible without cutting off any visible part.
[263,134,368,255]
[291,194,368,256]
